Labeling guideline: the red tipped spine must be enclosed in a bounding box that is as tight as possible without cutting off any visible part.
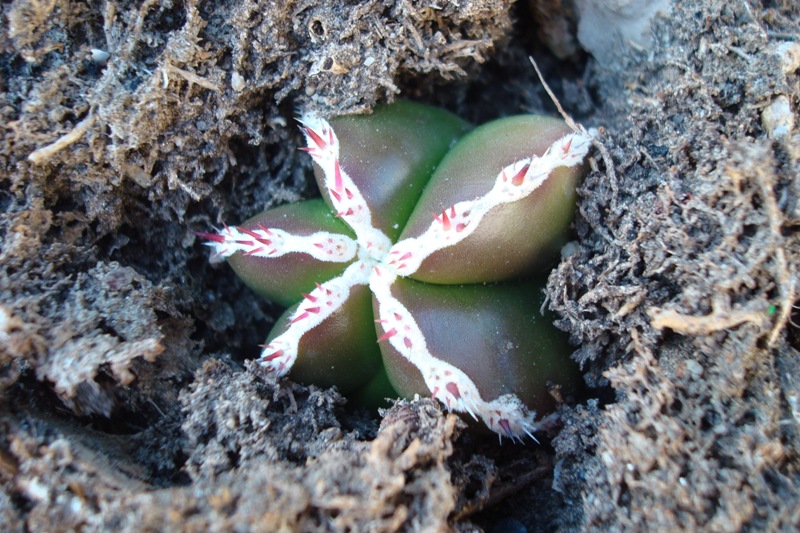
[377,328,397,342]
[195,231,226,243]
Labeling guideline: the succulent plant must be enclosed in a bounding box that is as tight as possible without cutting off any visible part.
[200,101,591,441]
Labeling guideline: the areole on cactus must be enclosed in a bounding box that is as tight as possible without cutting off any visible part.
[200,101,591,441]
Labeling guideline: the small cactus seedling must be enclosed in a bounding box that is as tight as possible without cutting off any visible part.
[200,101,591,441]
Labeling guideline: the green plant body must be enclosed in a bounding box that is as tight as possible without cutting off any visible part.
[200,101,591,440]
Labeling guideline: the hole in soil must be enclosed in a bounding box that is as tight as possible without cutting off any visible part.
[309,18,326,39]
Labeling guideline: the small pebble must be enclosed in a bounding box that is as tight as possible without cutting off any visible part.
[231,72,245,92]
[762,95,794,139]
[90,48,110,65]
[684,359,703,380]
[775,42,800,74]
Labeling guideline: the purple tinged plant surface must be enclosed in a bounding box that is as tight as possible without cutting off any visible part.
[200,101,591,441]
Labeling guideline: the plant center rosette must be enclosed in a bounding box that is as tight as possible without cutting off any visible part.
[200,101,591,441]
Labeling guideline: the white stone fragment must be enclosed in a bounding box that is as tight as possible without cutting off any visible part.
[762,95,794,140]
[575,0,671,63]
[775,42,800,75]
[231,72,246,92]
[90,48,110,65]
